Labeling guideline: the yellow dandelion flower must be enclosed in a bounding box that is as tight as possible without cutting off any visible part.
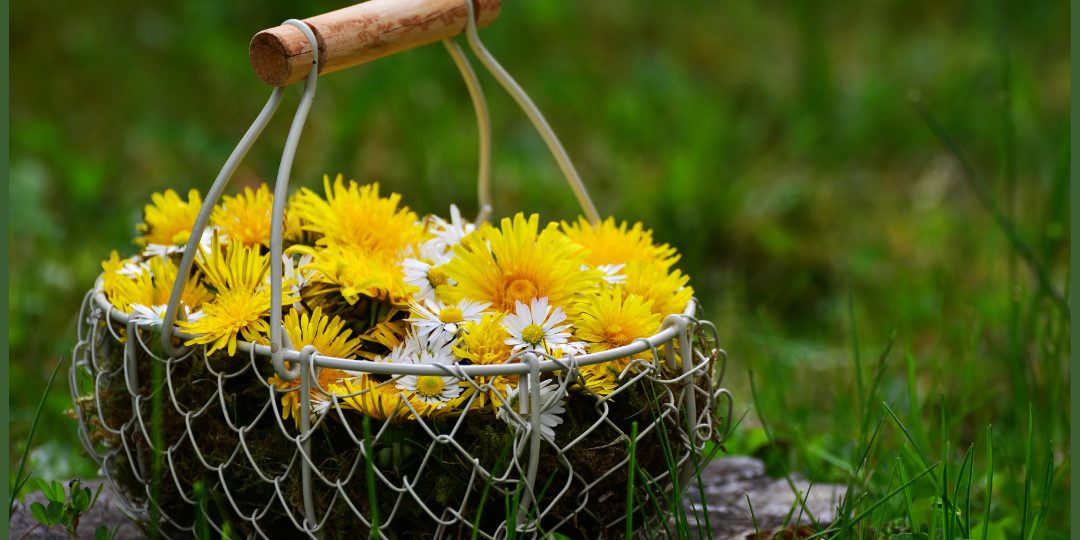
[180,287,272,356]
[358,319,409,360]
[212,184,274,248]
[453,313,518,412]
[561,216,678,268]
[575,287,661,353]
[454,314,513,365]
[443,213,603,312]
[101,252,214,314]
[335,376,410,422]
[194,232,268,292]
[271,367,353,429]
[283,307,363,359]
[181,235,297,355]
[101,251,138,312]
[283,191,316,246]
[134,189,202,248]
[146,256,214,311]
[574,287,661,386]
[291,241,413,306]
[573,363,620,397]
[622,260,694,319]
[290,175,422,256]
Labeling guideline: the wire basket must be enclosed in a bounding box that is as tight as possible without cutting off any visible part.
[69,2,733,539]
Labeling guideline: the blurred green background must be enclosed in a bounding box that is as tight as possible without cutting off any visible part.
[10,0,1069,535]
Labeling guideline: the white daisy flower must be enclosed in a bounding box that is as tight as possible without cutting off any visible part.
[130,303,204,326]
[148,227,222,260]
[386,330,456,366]
[265,253,315,304]
[503,298,573,354]
[597,264,627,285]
[402,258,456,303]
[129,304,168,326]
[377,339,420,364]
[428,204,475,253]
[407,298,489,341]
[556,340,588,357]
[395,350,463,407]
[119,257,152,277]
[144,244,180,259]
[496,380,566,442]
[285,253,316,291]
[312,397,334,418]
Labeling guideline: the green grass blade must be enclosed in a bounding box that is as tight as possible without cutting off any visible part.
[882,401,941,492]
[1026,441,1054,540]
[850,461,940,523]
[626,422,638,540]
[10,357,64,518]
[861,332,895,439]
[966,440,974,538]
[749,371,815,525]
[642,383,687,538]
[746,494,761,540]
[795,461,824,531]
[362,417,380,540]
[942,394,950,540]
[981,425,993,540]
[1020,405,1033,540]
[873,456,899,533]
[897,457,917,530]
[150,356,164,540]
[680,412,707,540]
[693,440,715,540]
[952,444,973,539]
[470,438,513,540]
[633,463,675,540]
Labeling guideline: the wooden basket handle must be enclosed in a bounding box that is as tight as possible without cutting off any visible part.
[249,0,501,87]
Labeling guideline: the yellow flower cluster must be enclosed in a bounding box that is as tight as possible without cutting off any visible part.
[98,177,695,433]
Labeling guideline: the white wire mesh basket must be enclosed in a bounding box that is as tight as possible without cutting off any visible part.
[69,2,734,539]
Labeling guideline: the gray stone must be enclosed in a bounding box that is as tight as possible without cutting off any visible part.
[9,480,145,540]
[682,457,846,540]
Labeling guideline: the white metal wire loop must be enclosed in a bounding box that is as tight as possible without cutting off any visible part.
[69,5,731,539]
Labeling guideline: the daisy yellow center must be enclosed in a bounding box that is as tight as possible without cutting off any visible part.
[439,306,464,324]
[506,279,539,306]
[416,376,446,399]
[522,324,545,346]
[427,267,449,287]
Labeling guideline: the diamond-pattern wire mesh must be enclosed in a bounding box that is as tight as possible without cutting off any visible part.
[70,286,732,539]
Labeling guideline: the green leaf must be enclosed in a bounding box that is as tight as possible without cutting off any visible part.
[51,481,65,503]
[29,501,48,525]
[90,483,104,511]
[96,525,110,540]
[46,500,63,525]
[37,478,59,503]
[76,489,91,512]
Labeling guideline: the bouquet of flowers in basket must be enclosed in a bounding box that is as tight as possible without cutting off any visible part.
[100,175,694,430]
[83,174,716,539]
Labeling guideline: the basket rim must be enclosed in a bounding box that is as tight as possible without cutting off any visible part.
[91,275,701,377]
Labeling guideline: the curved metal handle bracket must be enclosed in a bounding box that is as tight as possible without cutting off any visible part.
[460,0,601,225]
[269,19,320,382]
